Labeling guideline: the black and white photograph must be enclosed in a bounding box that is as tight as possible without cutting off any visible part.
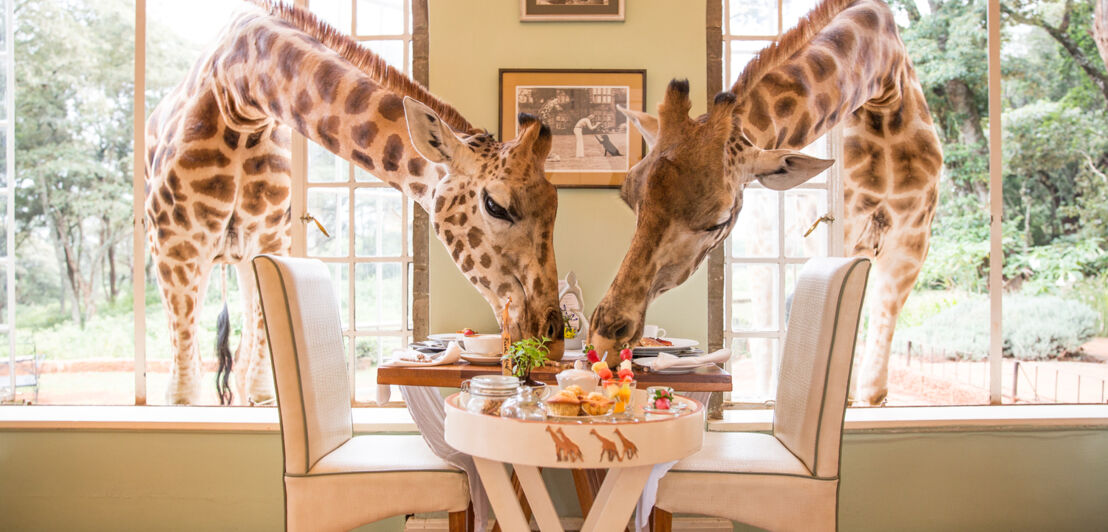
[515,86,630,173]
[520,0,625,21]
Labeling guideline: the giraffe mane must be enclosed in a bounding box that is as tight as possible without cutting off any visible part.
[730,0,858,98]
[243,0,477,134]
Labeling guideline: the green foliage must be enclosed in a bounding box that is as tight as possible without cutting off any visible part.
[506,336,551,380]
[895,294,1099,360]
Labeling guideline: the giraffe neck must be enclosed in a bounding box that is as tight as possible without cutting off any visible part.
[207,9,452,209]
[734,0,908,152]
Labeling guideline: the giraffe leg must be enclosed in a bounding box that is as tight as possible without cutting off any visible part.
[156,259,214,405]
[855,230,927,405]
[234,261,276,406]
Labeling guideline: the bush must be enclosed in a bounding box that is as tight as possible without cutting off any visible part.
[895,294,1099,360]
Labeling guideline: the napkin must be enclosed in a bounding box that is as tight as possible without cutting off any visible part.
[383,340,462,367]
[643,348,731,371]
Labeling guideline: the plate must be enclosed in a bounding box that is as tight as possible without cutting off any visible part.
[560,350,586,362]
[460,353,502,365]
[428,332,467,343]
[632,337,699,353]
[546,412,613,422]
[632,356,709,374]
[643,403,689,415]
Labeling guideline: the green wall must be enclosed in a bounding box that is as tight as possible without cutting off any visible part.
[3,428,1106,530]
[426,0,710,345]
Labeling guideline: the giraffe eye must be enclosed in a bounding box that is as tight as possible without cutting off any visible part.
[483,192,513,223]
[705,219,731,233]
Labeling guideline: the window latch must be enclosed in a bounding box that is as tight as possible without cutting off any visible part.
[803,213,834,237]
[299,212,331,238]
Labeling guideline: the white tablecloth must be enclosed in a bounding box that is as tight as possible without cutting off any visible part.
[391,383,709,532]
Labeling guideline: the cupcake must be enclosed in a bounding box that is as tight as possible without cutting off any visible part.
[581,392,614,416]
[546,389,582,416]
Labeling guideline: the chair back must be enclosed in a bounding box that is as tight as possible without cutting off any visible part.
[772,257,870,479]
[254,255,353,475]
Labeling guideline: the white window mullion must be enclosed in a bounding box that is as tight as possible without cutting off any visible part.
[132,0,147,405]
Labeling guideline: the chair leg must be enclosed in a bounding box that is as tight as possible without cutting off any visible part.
[467,503,475,532]
[652,508,673,532]
[448,509,468,532]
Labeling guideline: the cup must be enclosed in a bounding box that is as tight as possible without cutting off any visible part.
[642,324,667,338]
[459,334,504,355]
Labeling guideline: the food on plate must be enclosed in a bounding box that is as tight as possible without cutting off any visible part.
[620,347,633,361]
[546,389,582,416]
[457,328,478,337]
[585,345,600,363]
[637,337,673,347]
[581,392,614,416]
[649,386,675,410]
[563,384,586,399]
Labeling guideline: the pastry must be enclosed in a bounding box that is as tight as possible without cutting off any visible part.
[546,389,582,416]
[581,392,614,416]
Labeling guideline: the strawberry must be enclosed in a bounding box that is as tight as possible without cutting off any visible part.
[655,397,671,410]
[620,347,633,361]
[586,347,599,363]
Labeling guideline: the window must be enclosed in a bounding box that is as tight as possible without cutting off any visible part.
[718,0,1108,406]
[7,0,423,406]
[721,0,841,403]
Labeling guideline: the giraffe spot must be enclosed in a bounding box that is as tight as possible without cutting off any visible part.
[747,90,771,131]
[383,134,404,171]
[479,254,491,268]
[193,202,230,231]
[496,283,511,296]
[190,174,235,202]
[167,241,199,261]
[435,196,445,213]
[316,116,341,152]
[158,263,173,284]
[467,227,484,248]
[539,244,548,265]
[314,60,344,103]
[776,127,790,148]
[279,44,305,81]
[890,196,919,213]
[227,33,251,67]
[787,112,811,148]
[378,94,404,121]
[352,121,379,148]
[462,255,474,272]
[531,276,543,294]
[265,210,285,226]
[891,142,928,191]
[823,27,856,56]
[408,157,426,175]
[774,97,797,118]
[159,186,175,208]
[444,230,455,246]
[352,150,376,170]
[865,111,884,136]
[243,154,291,175]
[479,276,491,288]
[175,266,190,287]
[451,239,464,261]
[254,27,278,57]
[259,232,284,253]
[223,128,241,149]
[408,182,427,197]
[345,80,377,114]
[182,91,220,142]
[245,129,266,149]
[173,205,192,230]
[807,50,837,82]
[242,181,290,215]
[179,149,231,170]
[271,127,290,146]
[851,8,880,30]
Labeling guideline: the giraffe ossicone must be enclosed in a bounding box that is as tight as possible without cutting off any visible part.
[588,0,942,405]
[145,0,562,405]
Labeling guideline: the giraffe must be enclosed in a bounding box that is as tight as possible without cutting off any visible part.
[145,0,563,405]
[589,428,623,462]
[545,426,583,462]
[588,0,942,405]
[613,428,638,460]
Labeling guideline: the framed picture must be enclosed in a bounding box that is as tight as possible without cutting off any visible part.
[520,0,625,22]
[499,69,646,188]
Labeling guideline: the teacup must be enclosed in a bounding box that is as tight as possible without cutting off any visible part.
[642,324,667,338]
[460,334,503,355]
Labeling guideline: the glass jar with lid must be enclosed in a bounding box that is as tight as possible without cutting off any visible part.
[499,385,548,421]
[460,375,520,416]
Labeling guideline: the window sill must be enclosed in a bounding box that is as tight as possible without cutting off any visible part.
[708,404,1108,433]
[1,404,1106,434]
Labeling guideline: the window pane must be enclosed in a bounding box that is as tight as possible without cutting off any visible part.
[360,39,405,70]
[731,263,778,332]
[307,188,349,257]
[729,40,771,87]
[782,0,818,31]
[731,188,778,258]
[728,0,777,35]
[354,334,402,403]
[354,187,403,257]
[311,0,353,34]
[308,141,349,183]
[328,262,350,330]
[356,0,405,36]
[354,163,383,183]
[355,262,402,330]
[784,189,828,258]
[729,336,779,402]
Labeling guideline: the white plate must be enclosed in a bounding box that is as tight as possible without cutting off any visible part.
[632,337,699,353]
[460,353,502,365]
[546,412,613,422]
[560,350,586,362]
[428,332,467,343]
[632,356,709,374]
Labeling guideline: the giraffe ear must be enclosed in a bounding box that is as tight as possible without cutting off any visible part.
[403,96,464,164]
[516,113,553,160]
[617,105,659,150]
[751,149,835,191]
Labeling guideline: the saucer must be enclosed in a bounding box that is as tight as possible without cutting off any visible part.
[460,353,502,365]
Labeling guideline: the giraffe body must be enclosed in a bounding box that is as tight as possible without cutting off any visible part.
[146,1,562,405]
[589,0,941,405]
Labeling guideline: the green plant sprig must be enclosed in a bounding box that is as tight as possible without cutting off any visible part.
[506,336,551,380]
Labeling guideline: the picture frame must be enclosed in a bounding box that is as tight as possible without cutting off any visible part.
[499,69,646,188]
[519,0,626,22]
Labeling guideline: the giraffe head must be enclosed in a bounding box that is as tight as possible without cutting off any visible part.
[588,80,832,360]
[404,97,564,354]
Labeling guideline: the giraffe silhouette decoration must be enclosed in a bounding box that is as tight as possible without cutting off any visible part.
[545,426,583,462]
[146,0,563,405]
[588,0,941,405]
[613,428,638,460]
[589,429,623,462]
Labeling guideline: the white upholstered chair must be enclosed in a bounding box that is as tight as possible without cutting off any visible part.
[253,255,471,532]
[653,257,871,532]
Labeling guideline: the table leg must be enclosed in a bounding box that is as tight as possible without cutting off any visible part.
[579,466,654,532]
[491,469,534,532]
[515,465,564,532]
[472,457,531,532]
